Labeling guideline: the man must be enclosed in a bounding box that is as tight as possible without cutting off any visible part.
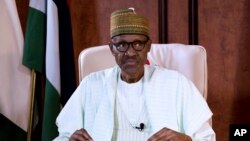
[54,8,215,141]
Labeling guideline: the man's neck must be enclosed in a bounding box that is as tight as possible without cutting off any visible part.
[121,71,144,83]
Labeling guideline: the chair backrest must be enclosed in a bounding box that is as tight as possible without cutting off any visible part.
[78,43,207,99]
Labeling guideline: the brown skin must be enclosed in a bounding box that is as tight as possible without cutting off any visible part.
[69,128,93,141]
[69,34,192,141]
[109,34,151,83]
[148,127,192,141]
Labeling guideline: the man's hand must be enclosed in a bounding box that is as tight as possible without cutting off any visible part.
[69,128,93,141]
[148,127,192,141]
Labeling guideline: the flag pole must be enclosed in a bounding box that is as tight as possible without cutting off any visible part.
[27,69,36,141]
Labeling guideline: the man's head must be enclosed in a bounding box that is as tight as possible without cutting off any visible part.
[109,8,151,83]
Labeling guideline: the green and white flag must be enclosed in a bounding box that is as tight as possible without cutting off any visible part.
[23,0,76,140]
[0,0,31,140]
[43,0,61,140]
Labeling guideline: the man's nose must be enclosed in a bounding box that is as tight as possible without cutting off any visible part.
[125,45,136,56]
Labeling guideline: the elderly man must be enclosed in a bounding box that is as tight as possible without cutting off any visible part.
[54,8,215,141]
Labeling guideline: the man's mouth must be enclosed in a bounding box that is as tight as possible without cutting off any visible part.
[125,59,138,65]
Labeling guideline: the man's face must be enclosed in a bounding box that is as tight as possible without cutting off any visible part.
[109,34,151,77]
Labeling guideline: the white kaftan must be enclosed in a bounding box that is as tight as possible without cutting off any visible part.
[53,65,215,141]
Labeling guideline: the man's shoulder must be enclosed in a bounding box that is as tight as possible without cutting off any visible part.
[145,65,181,78]
[83,66,118,80]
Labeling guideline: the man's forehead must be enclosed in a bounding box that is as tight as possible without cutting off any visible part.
[112,34,147,42]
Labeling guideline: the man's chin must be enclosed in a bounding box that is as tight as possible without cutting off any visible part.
[122,66,138,75]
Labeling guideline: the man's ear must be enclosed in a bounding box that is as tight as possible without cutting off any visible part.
[108,42,115,56]
[147,39,152,52]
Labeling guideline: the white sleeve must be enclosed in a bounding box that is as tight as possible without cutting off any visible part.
[177,73,215,141]
[192,121,216,141]
[53,78,88,141]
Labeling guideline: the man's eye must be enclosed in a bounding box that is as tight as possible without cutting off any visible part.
[133,41,143,47]
[117,43,127,48]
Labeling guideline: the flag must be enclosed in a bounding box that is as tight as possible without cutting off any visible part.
[0,0,31,140]
[23,0,76,140]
